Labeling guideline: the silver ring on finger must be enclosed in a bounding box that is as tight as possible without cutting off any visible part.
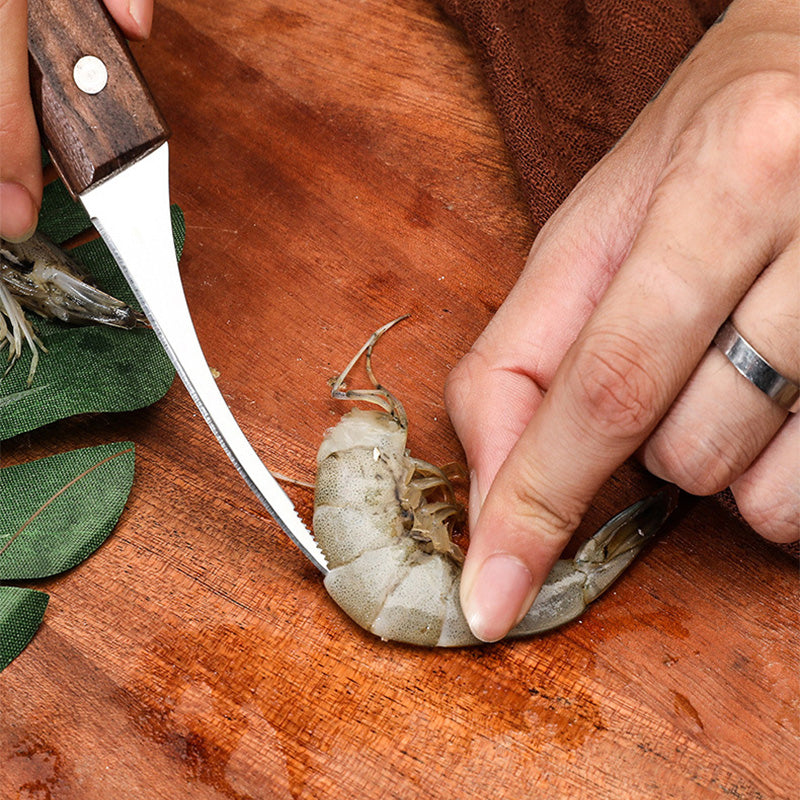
[714,320,800,413]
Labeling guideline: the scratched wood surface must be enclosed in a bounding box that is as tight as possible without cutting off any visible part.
[1,1,798,798]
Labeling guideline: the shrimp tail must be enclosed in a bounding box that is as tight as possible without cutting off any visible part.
[507,485,680,640]
[575,484,680,604]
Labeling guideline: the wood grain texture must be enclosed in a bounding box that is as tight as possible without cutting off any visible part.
[28,0,169,194]
[2,1,798,797]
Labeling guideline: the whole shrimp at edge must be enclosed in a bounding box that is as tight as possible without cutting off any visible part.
[313,317,679,647]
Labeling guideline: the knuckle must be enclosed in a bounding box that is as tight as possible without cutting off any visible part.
[509,477,585,545]
[571,329,663,443]
[725,72,800,192]
[677,71,800,195]
[733,476,799,544]
[646,426,748,496]
[444,348,485,424]
[0,96,33,136]
[0,97,39,177]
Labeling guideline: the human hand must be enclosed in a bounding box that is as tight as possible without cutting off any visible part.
[0,0,154,241]
[445,0,799,642]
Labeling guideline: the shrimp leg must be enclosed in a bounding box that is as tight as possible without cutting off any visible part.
[328,315,409,426]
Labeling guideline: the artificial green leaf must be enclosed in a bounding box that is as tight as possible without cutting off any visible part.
[0,442,135,580]
[0,586,49,672]
[0,172,183,439]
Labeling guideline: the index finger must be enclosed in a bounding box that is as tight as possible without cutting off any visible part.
[459,97,796,641]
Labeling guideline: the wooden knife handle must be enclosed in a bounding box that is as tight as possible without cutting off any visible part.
[28,0,169,196]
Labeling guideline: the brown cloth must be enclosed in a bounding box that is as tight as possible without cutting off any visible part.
[440,0,799,558]
[439,0,729,227]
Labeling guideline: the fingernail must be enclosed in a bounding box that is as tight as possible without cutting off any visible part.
[462,554,535,642]
[0,182,38,242]
[127,0,152,38]
[468,470,483,531]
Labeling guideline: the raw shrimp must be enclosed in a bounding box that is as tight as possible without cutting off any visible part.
[1,232,147,384]
[313,317,679,647]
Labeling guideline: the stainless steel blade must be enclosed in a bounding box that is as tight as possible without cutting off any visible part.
[81,143,328,573]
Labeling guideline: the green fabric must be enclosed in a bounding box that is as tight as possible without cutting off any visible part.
[0,442,135,671]
[0,175,183,439]
[0,586,49,671]
[0,442,135,580]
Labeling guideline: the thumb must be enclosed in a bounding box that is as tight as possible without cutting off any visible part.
[0,0,42,241]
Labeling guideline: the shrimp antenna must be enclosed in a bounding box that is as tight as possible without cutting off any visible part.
[329,315,410,427]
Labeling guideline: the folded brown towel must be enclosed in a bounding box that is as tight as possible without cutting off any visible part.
[441,0,798,558]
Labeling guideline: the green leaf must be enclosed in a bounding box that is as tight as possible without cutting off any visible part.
[0,173,184,439]
[0,442,136,580]
[0,586,49,672]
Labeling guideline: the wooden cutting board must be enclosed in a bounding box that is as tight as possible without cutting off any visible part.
[1,1,797,797]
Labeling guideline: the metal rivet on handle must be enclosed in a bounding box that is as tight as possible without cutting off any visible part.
[73,55,108,95]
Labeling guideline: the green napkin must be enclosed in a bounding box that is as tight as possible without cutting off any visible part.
[0,442,136,671]
[0,174,183,439]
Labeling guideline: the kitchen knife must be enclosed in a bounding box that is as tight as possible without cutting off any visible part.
[27,0,328,573]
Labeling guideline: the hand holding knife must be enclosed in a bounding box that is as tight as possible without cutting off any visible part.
[27,0,328,573]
